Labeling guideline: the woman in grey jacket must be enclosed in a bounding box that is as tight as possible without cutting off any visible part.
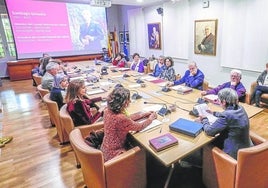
[250,63,268,107]
[201,88,252,159]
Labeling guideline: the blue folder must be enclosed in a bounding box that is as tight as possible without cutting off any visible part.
[169,118,203,137]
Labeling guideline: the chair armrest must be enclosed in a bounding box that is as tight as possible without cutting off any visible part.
[249,81,257,98]
[250,131,266,145]
[105,146,146,188]
[212,147,237,188]
[78,122,104,138]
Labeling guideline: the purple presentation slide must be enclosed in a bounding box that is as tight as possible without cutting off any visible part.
[5,0,108,59]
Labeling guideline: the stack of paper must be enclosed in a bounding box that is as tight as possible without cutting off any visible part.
[193,103,218,124]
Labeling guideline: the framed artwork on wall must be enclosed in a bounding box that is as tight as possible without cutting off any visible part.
[147,23,161,49]
[194,19,218,56]
[119,31,129,44]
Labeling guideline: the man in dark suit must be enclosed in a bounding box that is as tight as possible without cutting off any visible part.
[198,26,215,55]
[79,10,104,52]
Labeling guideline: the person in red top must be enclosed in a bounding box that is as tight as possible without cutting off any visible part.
[101,87,157,161]
[65,79,103,126]
[112,53,126,67]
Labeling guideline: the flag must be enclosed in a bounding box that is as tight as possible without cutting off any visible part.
[123,25,129,60]
[113,26,119,55]
[107,32,112,58]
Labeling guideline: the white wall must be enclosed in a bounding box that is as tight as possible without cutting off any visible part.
[124,0,265,91]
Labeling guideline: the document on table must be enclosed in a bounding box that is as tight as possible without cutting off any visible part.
[140,119,162,132]
[193,103,218,124]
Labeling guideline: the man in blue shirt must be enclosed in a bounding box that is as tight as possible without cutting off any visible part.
[151,55,166,77]
[167,61,204,90]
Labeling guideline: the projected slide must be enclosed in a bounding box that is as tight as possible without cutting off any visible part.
[5,0,108,59]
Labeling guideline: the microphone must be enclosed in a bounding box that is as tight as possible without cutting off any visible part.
[136,78,144,84]
[123,73,130,78]
[162,86,171,92]
[100,66,108,75]
[131,90,142,100]
[143,102,171,116]
[87,74,99,83]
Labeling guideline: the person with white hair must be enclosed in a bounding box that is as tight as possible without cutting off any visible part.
[167,61,204,90]
[201,69,246,102]
[200,88,252,159]
[41,61,59,90]
[197,26,215,54]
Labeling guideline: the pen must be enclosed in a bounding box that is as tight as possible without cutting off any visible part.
[159,127,162,133]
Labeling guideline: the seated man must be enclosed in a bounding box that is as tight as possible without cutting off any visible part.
[41,61,59,91]
[167,61,204,90]
[201,69,246,102]
[150,55,166,77]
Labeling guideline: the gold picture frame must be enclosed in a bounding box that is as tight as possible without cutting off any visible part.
[194,19,217,56]
[147,23,161,50]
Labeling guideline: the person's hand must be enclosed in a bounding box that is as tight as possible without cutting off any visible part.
[166,82,174,87]
[231,81,237,86]
[200,44,205,50]
[201,91,207,96]
[85,35,94,41]
[149,112,157,121]
[206,109,213,114]
[90,107,98,116]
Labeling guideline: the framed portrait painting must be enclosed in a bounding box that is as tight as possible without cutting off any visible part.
[147,23,161,49]
[194,19,217,56]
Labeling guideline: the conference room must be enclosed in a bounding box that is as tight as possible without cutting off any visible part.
[1,0,268,188]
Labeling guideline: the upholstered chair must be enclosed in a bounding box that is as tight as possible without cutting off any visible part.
[43,93,68,144]
[37,84,49,99]
[249,81,268,106]
[32,73,42,86]
[203,131,267,188]
[69,127,147,188]
[202,80,209,91]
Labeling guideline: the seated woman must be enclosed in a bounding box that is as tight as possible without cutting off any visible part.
[200,88,252,159]
[180,88,252,168]
[250,63,268,107]
[112,53,126,67]
[159,57,176,81]
[129,53,144,73]
[50,73,69,110]
[101,87,157,161]
[65,79,103,126]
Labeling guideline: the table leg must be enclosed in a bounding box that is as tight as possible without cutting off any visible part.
[164,163,175,188]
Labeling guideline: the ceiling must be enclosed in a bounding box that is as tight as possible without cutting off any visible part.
[111,0,167,7]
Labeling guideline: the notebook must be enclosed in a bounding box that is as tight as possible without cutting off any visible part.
[171,85,193,94]
[169,118,203,137]
[149,133,178,152]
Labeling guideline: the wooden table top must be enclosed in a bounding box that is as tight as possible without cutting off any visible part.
[70,60,263,166]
